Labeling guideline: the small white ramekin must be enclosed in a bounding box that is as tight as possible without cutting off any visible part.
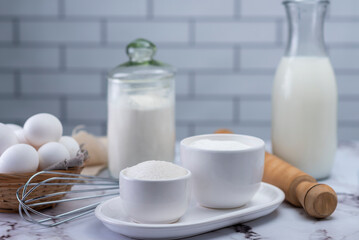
[181,134,265,209]
[119,167,191,224]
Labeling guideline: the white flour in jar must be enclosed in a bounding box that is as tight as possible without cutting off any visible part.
[108,94,175,178]
[124,160,187,180]
[189,139,250,151]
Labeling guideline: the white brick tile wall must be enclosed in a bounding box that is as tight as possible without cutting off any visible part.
[240,0,284,17]
[176,99,233,122]
[0,0,358,140]
[108,22,189,44]
[329,0,359,17]
[66,99,106,121]
[196,22,277,44]
[20,73,102,96]
[239,100,271,122]
[240,48,283,70]
[238,100,359,121]
[0,73,14,94]
[65,0,147,17]
[234,125,271,141]
[176,74,190,96]
[336,74,359,97]
[20,21,101,43]
[66,47,126,70]
[238,99,359,124]
[337,74,359,96]
[176,125,191,140]
[0,22,12,42]
[158,48,234,70]
[339,126,359,141]
[338,101,359,121]
[153,0,235,17]
[0,99,60,121]
[326,22,359,44]
[194,125,271,141]
[0,47,59,69]
[330,48,359,70]
[195,74,272,96]
[0,0,58,17]
[281,21,356,45]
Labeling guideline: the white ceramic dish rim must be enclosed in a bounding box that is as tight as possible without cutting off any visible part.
[95,182,285,230]
[180,134,265,153]
[120,166,191,182]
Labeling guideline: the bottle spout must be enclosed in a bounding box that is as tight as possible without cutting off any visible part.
[283,0,329,57]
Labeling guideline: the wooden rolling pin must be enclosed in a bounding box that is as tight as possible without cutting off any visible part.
[215,129,337,218]
[263,152,337,218]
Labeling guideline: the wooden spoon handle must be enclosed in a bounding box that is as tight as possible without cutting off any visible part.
[263,152,337,218]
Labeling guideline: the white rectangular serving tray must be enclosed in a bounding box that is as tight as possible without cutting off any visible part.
[95,182,285,239]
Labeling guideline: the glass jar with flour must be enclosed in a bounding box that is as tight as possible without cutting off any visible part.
[107,39,175,178]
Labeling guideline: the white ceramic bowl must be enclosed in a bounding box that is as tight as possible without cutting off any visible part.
[181,134,265,209]
[119,168,191,224]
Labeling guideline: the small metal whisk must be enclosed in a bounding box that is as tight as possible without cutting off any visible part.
[16,171,119,227]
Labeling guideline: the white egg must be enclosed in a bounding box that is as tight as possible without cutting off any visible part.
[38,142,70,170]
[15,129,29,144]
[24,113,63,148]
[6,123,22,131]
[0,144,39,173]
[59,136,80,159]
[0,123,18,155]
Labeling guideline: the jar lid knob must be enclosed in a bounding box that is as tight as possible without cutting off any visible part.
[126,38,156,63]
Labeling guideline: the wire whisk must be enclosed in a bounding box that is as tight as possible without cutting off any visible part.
[16,170,119,227]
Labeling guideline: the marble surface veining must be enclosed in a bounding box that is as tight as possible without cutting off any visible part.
[1,142,359,240]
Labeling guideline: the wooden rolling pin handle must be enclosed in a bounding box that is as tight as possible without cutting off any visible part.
[295,181,337,218]
[213,129,337,218]
[263,152,337,218]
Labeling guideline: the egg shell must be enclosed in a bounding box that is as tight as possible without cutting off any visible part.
[59,136,80,159]
[15,129,29,144]
[6,124,22,131]
[0,144,39,173]
[0,123,18,156]
[38,142,70,170]
[24,113,63,148]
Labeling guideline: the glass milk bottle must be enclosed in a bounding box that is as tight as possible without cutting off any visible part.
[272,0,337,179]
[107,39,175,178]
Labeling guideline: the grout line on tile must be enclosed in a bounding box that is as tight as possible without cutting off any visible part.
[189,18,196,46]
[60,96,67,123]
[102,121,107,136]
[100,18,107,45]
[58,0,65,19]
[101,71,108,98]
[233,97,240,124]
[188,72,196,98]
[276,18,284,46]
[234,0,241,19]
[59,44,66,71]
[234,46,240,72]
[14,70,20,98]
[147,0,154,19]
[13,18,19,45]
[189,123,196,136]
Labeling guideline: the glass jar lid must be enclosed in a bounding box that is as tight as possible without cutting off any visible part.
[108,39,175,82]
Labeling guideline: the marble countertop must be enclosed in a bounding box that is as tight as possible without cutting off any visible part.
[1,143,359,240]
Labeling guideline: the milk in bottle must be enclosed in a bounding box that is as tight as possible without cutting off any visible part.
[272,0,337,179]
